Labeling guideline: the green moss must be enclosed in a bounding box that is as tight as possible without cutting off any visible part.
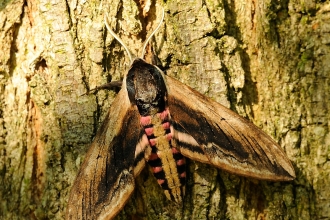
[297,48,313,73]
[300,15,309,25]
[0,0,11,10]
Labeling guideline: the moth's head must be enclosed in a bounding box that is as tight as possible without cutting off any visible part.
[104,10,166,116]
[126,58,167,116]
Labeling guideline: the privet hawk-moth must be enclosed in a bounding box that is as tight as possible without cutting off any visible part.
[66,10,295,220]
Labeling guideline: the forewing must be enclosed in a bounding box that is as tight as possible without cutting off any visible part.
[66,88,148,220]
[166,76,295,181]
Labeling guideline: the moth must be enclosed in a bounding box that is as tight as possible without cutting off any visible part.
[66,10,295,220]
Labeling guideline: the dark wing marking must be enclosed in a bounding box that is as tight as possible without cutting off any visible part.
[66,88,148,220]
[166,75,295,181]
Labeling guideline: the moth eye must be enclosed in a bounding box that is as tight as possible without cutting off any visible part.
[153,72,160,80]
[136,99,144,105]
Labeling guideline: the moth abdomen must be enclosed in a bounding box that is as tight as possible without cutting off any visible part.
[140,109,186,203]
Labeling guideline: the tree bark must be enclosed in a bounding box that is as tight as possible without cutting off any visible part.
[0,0,329,219]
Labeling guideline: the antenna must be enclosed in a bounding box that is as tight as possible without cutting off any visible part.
[141,8,165,59]
[104,8,165,62]
[104,14,133,63]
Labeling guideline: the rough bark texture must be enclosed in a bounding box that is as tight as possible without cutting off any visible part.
[0,0,329,219]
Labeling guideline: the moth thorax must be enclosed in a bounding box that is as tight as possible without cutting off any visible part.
[134,73,157,103]
[126,59,167,116]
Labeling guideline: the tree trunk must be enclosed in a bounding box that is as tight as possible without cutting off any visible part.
[0,0,329,219]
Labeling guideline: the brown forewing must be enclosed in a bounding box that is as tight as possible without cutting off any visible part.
[165,75,295,181]
[66,88,145,220]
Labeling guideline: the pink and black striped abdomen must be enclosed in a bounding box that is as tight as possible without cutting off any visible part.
[140,109,186,203]
[148,146,186,190]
